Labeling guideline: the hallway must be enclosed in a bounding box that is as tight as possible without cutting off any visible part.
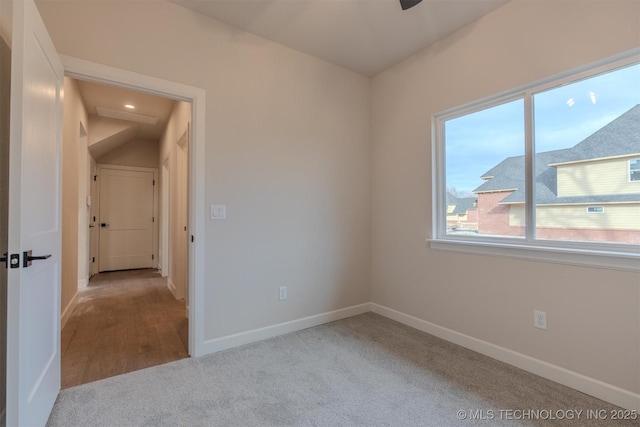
[61,269,188,389]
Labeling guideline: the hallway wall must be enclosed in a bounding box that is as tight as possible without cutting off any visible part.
[159,101,190,302]
[97,138,160,169]
[61,77,88,324]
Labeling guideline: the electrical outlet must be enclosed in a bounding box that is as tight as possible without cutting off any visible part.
[534,310,547,330]
[279,286,287,301]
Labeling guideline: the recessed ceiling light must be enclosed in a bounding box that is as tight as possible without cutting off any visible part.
[124,104,135,109]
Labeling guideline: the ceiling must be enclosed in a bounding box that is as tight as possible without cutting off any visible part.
[76,80,176,140]
[170,0,509,76]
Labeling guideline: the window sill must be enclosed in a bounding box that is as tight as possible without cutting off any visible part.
[428,238,640,272]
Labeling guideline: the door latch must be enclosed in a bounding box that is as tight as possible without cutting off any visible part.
[1,253,21,269]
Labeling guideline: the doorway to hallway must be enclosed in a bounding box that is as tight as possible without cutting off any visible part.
[61,75,193,387]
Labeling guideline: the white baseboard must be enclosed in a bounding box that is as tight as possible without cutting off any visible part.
[371,303,640,411]
[201,302,372,355]
[60,291,79,329]
[167,278,177,298]
[77,277,88,290]
[158,263,168,277]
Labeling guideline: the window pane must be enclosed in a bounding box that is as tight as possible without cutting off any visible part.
[444,99,525,238]
[630,159,640,181]
[533,63,640,245]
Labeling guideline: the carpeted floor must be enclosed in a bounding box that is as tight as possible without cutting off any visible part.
[47,313,636,427]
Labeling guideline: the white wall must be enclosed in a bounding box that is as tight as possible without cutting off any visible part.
[371,0,639,400]
[37,0,372,340]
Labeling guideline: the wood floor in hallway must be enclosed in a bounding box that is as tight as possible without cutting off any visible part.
[61,269,188,389]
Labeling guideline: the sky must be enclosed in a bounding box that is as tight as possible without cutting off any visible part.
[444,62,640,196]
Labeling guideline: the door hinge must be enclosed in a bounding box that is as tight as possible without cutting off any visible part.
[93,175,97,181]
[153,179,155,186]
[191,235,194,243]
[92,257,95,263]
[152,254,155,260]
[152,217,155,223]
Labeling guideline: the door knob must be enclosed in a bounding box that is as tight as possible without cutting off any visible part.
[101,223,110,228]
[23,250,52,268]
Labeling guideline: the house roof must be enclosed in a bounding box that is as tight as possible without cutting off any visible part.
[550,104,640,165]
[473,105,640,205]
[446,192,477,215]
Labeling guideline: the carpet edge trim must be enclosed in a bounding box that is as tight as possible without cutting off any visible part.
[371,303,640,412]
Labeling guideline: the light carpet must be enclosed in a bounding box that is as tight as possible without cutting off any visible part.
[47,313,636,426]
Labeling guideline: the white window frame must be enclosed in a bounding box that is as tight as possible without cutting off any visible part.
[630,158,640,182]
[586,206,604,214]
[430,49,640,272]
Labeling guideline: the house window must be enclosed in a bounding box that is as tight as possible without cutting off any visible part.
[631,159,640,181]
[432,51,640,268]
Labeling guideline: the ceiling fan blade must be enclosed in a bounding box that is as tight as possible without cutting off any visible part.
[400,0,423,10]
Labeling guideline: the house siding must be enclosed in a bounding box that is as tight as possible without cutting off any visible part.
[537,203,640,231]
[557,156,640,197]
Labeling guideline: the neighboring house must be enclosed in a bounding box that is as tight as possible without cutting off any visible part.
[473,104,640,244]
[446,192,477,231]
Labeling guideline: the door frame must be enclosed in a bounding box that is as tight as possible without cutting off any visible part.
[96,164,159,272]
[160,156,169,278]
[89,157,98,277]
[63,56,206,357]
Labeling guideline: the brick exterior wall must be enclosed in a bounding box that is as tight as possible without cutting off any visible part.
[536,228,640,245]
[466,208,478,224]
[477,191,524,237]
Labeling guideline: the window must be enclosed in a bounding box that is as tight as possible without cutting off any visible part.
[631,159,640,182]
[432,51,640,269]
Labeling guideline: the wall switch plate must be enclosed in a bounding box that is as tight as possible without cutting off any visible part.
[279,286,287,301]
[210,204,226,220]
[534,310,547,330]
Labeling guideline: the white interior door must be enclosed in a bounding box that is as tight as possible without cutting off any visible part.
[5,0,64,425]
[98,166,155,272]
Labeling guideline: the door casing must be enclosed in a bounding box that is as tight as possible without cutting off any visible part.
[62,56,206,358]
